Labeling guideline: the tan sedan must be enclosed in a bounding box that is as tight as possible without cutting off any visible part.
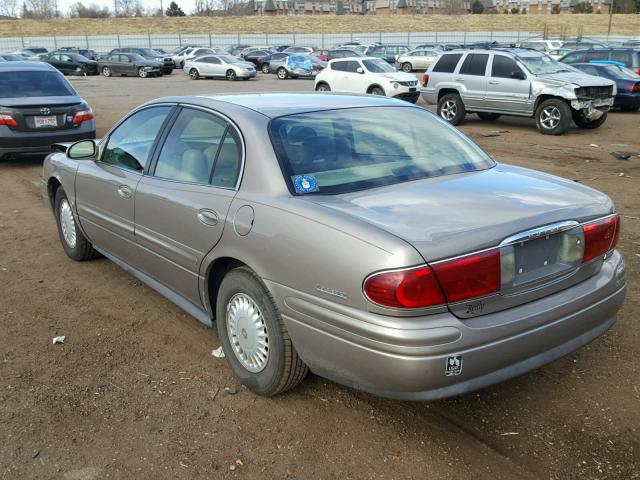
[395,49,440,72]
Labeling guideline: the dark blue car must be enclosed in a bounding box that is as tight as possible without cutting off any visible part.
[572,62,640,112]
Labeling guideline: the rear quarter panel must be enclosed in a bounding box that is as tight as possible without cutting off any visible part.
[43,151,80,210]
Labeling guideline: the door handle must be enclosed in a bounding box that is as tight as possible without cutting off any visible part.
[197,209,219,226]
[456,78,465,81]
[488,81,500,85]
[117,185,133,199]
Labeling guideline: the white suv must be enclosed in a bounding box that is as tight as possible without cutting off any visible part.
[314,57,420,103]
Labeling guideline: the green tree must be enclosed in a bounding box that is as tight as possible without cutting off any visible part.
[470,0,484,13]
[572,1,593,12]
[165,1,185,16]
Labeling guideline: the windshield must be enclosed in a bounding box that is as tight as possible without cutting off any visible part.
[363,58,395,73]
[0,71,75,98]
[603,65,640,80]
[518,54,571,74]
[140,48,157,56]
[268,107,495,195]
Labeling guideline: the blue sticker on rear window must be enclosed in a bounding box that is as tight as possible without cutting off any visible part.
[293,175,318,193]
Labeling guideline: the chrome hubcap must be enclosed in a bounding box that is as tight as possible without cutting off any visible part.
[190,69,197,79]
[278,70,286,79]
[59,199,77,248]
[540,106,561,129]
[441,100,457,120]
[227,71,235,80]
[103,67,110,76]
[226,293,269,373]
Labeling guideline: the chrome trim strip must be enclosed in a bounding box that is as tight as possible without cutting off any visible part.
[499,220,579,247]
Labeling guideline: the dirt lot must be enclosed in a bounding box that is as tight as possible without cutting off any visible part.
[0,73,639,480]
[0,14,639,37]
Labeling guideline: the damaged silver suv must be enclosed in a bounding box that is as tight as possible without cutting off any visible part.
[420,48,616,135]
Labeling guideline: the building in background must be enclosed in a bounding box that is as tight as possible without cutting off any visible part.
[483,0,611,13]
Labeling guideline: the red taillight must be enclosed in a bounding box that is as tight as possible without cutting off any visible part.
[364,265,445,309]
[72,108,94,124]
[635,69,640,76]
[431,249,501,303]
[582,215,620,263]
[0,113,17,127]
[625,83,640,92]
[422,73,429,87]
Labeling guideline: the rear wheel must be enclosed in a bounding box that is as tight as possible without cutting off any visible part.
[535,99,571,135]
[437,93,466,125]
[138,67,148,78]
[277,67,288,80]
[315,82,331,92]
[216,267,308,396]
[477,112,501,121]
[226,69,237,81]
[261,63,270,74]
[401,62,413,73]
[101,66,111,77]
[572,109,608,130]
[54,188,100,261]
[189,68,199,80]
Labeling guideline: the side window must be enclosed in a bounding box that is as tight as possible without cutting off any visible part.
[491,55,522,78]
[102,106,171,172]
[562,53,583,64]
[611,51,632,65]
[459,53,489,76]
[345,61,360,73]
[211,129,242,188]
[585,51,610,61]
[210,56,221,64]
[122,55,131,63]
[332,61,348,72]
[432,54,463,73]
[154,108,228,184]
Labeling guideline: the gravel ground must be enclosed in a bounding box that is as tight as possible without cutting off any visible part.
[0,71,638,480]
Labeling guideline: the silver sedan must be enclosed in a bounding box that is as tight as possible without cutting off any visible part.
[395,49,441,72]
[43,93,626,401]
[184,54,256,81]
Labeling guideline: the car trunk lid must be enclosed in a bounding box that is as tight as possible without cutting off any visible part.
[1,96,83,132]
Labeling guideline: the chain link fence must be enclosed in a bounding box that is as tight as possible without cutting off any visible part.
[0,31,636,53]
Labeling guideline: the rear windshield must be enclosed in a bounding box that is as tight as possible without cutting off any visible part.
[0,71,75,98]
[268,107,495,195]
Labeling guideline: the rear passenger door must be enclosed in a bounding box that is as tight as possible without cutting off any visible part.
[455,53,489,108]
[484,54,532,114]
[133,106,243,307]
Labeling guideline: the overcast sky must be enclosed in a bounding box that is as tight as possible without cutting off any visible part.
[56,0,199,15]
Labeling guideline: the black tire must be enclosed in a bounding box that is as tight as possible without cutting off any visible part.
[138,67,148,78]
[226,69,237,81]
[189,68,199,80]
[315,82,331,92]
[401,62,413,73]
[163,68,172,75]
[216,267,308,396]
[261,63,270,74]
[54,188,100,261]
[102,66,112,77]
[535,98,571,135]
[572,109,608,130]
[76,65,87,76]
[477,112,501,121]
[277,67,288,80]
[437,93,466,125]
[369,86,385,96]
[620,105,639,112]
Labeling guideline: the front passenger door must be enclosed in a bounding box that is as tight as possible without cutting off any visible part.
[484,54,531,114]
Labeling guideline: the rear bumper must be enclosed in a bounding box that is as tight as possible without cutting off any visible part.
[614,93,640,108]
[0,122,95,158]
[269,251,626,401]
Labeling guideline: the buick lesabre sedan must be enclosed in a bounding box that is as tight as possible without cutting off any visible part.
[43,94,627,400]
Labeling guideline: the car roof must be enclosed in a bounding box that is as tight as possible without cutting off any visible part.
[0,61,58,72]
[149,93,403,118]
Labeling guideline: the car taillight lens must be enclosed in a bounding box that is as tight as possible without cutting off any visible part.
[625,83,640,92]
[0,113,17,127]
[635,69,640,76]
[422,73,429,87]
[582,215,620,263]
[431,249,501,303]
[364,265,445,309]
[73,108,94,124]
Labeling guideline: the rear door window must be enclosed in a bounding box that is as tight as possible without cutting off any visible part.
[611,51,632,65]
[432,54,463,73]
[584,51,610,61]
[459,53,489,76]
[332,61,349,71]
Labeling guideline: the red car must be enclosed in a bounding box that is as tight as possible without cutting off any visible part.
[309,49,329,62]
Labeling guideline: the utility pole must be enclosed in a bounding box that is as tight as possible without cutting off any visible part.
[607,0,614,38]
[113,0,117,16]
[160,0,164,15]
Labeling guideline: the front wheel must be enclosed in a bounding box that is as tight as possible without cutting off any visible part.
[315,82,331,92]
[189,68,199,80]
[277,67,288,80]
[75,65,87,76]
[369,86,385,96]
[54,188,100,261]
[138,67,148,78]
[535,99,571,135]
[216,267,308,396]
[101,66,111,77]
[226,69,237,81]
[401,62,412,73]
[572,110,608,130]
[437,93,466,125]
[261,63,270,74]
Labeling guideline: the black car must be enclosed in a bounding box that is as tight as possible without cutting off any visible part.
[0,62,95,160]
[225,44,252,56]
[256,52,289,74]
[572,62,640,112]
[560,48,640,76]
[109,48,174,74]
[44,52,98,76]
[241,49,272,67]
[98,53,162,78]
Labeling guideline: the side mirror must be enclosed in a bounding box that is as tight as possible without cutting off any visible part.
[356,67,364,74]
[511,70,526,80]
[67,139,96,159]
